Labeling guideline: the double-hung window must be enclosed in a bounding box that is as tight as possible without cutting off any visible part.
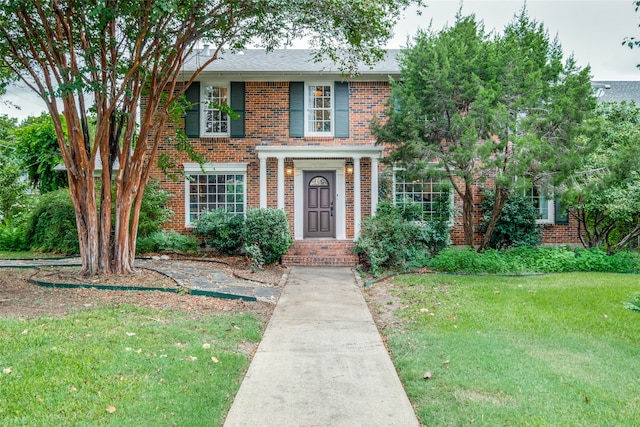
[528,186,555,224]
[306,83,333,135]
[201,84,229,136]
[184,163,247,226]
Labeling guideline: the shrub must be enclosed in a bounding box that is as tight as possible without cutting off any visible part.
[429,246,640,274]
[193,210,245,254]
[0,221,29,251]
[354,201,450,276]
[24,189,79,254]
[573,248,640,273]
[136,230,198,254]
[242,208,293,265]
[480,191,541,249]
[137,181,173,237]
[244,243,265,271]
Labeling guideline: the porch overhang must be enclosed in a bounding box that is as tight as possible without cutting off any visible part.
[255,144,384,159]
[255,144,384,239]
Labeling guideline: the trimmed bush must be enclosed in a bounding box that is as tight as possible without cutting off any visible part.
[24,189,79,254]
[354,201,450,276]
[242,208,293,265]
[193,209,245,254]
[136,230,198,254]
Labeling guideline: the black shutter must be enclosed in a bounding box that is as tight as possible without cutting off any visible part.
[229,82,245,138]
[184,82,200,138]
[334,81,349,137]
[289,82,304,137]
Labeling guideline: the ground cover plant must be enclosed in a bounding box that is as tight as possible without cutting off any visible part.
[374,273,640,426]
[429,246,640,274]
[0,305,265,426]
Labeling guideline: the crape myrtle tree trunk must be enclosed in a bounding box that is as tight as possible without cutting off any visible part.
[0,0,420,276]
[372,9,595,250]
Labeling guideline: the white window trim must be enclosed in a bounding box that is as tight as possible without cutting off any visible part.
[536,197,555,225]
[183,162,248,227]
[304,82,334,137]
[200,82,230,137]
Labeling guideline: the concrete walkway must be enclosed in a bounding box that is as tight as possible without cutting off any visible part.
[223,266,419,427]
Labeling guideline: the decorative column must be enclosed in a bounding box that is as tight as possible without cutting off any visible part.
[371,156,379,216]
[353,156,361,238]
[259,156,267,208]
[277,156,285,210]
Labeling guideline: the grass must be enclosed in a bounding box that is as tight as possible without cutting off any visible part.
[0,306,264,426]
[0,250,66,259]
[382,273,640,426]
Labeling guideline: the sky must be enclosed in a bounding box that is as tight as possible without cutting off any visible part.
[2,0,639,121]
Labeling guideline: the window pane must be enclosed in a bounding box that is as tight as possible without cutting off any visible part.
[203,85,229,135]
[307,84,332,134]
[187,173,245,222]
[393,171,451,221]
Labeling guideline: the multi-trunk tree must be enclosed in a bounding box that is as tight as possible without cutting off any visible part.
[373,9,595,249]
[0,0,419,275]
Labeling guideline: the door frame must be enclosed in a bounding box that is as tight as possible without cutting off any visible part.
[293,160,346,240]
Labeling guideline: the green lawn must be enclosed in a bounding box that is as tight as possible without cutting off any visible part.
[382,273,640,426]
[0,306,264,426]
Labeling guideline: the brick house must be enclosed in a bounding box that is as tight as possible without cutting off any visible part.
[153,49,583,265]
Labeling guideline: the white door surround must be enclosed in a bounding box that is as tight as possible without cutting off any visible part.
[255,145,383,240]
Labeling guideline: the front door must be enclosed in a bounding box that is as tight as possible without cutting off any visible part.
[304,171,335,238]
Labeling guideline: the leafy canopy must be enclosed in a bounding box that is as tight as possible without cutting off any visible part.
[0,0,420,275]
[373,8,595,247]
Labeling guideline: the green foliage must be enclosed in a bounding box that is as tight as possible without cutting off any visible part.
[567,102,640,253]
[429,246,640,274]
[624,293,640,312]
[0,0,419,274]
[0,221,29,251]
[242,208,293,265]
[137,181,172,237]
[373,10,594,247]
[244,243,265,272]
[480,190,541,249]
[354,201,450,276]
[193,210,245,255]
[13,113,68,193]
[136,230,198,254]
[23,183,174,255]
[0,115,31,225]
[24,189,78,254]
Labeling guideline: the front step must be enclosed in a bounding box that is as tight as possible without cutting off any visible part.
[282,240,358,267]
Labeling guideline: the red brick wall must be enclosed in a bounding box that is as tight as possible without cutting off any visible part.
[151,80,583,247]
[151,80,391,240]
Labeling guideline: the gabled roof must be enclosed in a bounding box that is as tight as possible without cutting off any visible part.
[593,80,640,104]
[180,49,401,78]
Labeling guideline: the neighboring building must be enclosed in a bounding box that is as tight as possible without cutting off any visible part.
[151,50,638,264]
[593,80,640,104]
